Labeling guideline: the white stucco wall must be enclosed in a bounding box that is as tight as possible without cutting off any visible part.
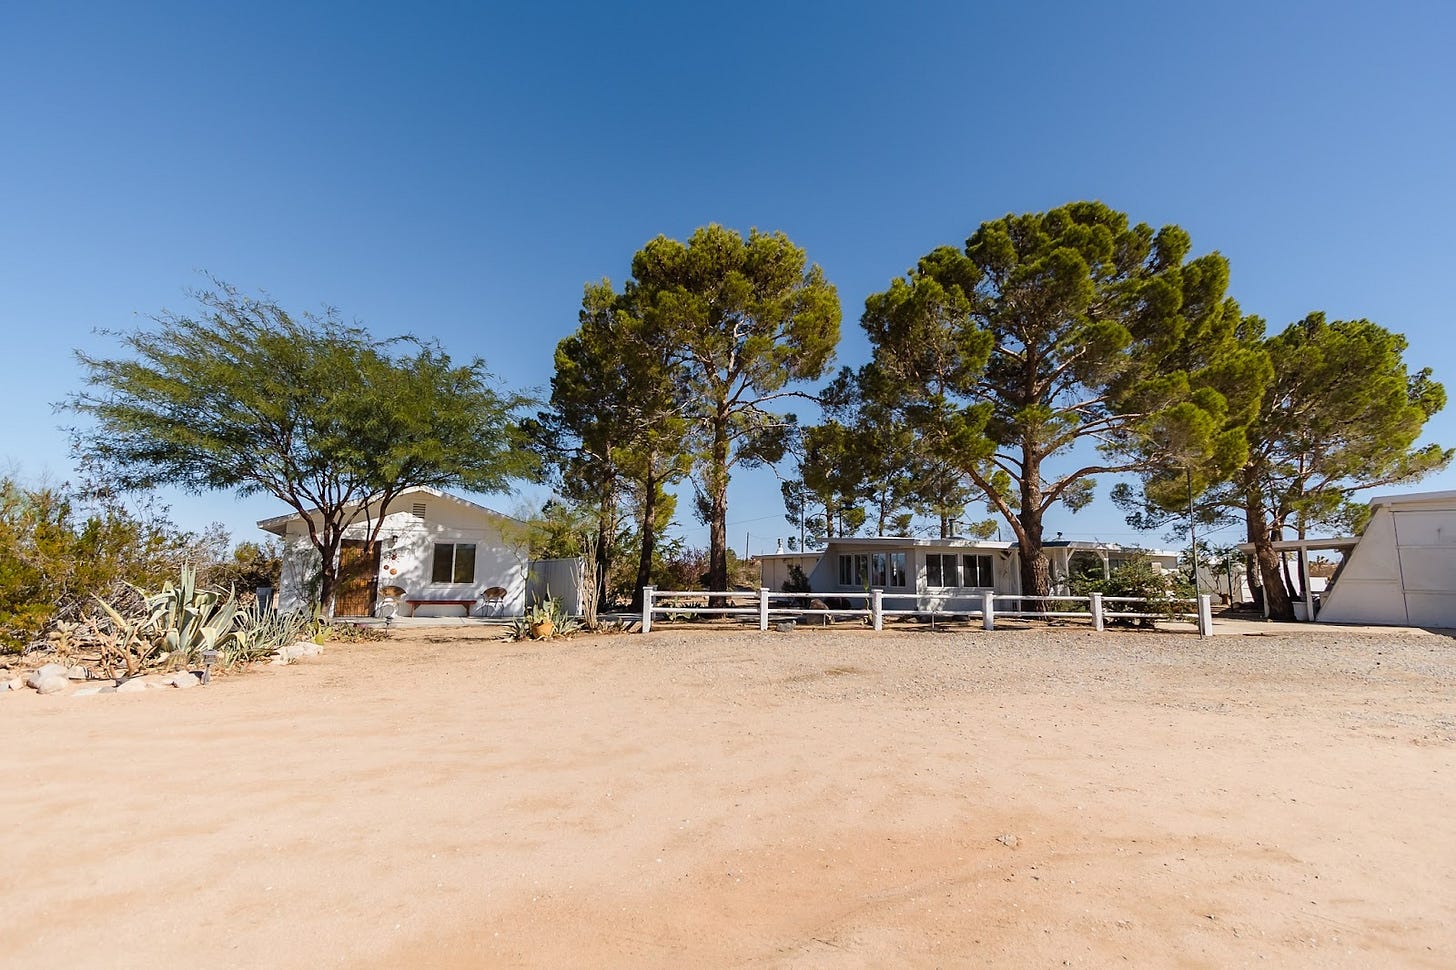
[1318,496,1456,628]
[266,490,529,617]
[758,553,822,592]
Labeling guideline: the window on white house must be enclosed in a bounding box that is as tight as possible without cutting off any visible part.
[889,552,907,588]
[961,554,994,588]
[926,553,960,588]
[870,553,887,587]
[842,552,909,588]
[431,543,476,583]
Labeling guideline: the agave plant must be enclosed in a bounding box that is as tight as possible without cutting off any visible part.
[231,606,311,666]
[139,564,249,669]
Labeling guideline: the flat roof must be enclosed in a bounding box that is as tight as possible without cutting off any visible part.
[1235,537,1360,553]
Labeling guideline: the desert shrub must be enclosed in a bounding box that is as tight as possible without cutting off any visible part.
[781,564,811,594]
[656,546,759,591]
[1069,555,1195,626]
[0,478,227,652]
[203,541,283,599]
[315,621,390,643]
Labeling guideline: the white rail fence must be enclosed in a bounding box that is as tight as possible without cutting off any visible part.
[639,586,1215,637]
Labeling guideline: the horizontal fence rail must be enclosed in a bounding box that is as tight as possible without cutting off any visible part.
[639,586,1215,636]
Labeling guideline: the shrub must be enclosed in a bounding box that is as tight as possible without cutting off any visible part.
[0,477,227,652]
[1068,555,1195,626]
[781,564,811,593]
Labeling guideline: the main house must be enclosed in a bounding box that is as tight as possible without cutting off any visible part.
[258,486,547,618]
[760,536,1178,611]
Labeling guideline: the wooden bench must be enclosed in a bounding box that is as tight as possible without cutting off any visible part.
[405,598,476,617]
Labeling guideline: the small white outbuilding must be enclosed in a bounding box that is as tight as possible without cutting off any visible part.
[258,486,534,618]
[1312,490,1456,628]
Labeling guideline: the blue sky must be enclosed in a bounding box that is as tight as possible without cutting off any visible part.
[3,1,1453,556]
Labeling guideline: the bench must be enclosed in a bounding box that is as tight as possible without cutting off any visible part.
[405,598,476,617]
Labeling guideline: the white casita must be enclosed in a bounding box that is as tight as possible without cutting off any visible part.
[258,486,531,618]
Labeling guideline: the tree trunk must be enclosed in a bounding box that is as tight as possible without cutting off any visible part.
[706,419,730,603]
[316,533,341,619]
[1246,494,1294,621]
[631,473,660,612]
[593,494,613,613]
[1018,453,1051,600]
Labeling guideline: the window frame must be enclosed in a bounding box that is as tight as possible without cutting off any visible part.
[961,553,994,588]
[431,542,477,584]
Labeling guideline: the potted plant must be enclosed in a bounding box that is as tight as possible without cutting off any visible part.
[527,600,555,640]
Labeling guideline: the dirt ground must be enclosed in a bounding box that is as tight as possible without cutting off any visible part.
[4,623,1454,968]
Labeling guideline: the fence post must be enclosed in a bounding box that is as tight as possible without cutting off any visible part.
[641,585,654,634]
[759,587,770,631]
[1091,592,1104,632]
[872,589,883,631]
[1197,593,1213,638]
[982,590,996,631]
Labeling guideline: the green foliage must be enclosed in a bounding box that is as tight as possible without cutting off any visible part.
[1119,311,1450,621]
[861,203,1264,596]
[531,279,693,613]
[781,564,811,594]
[203,541,282,597]
[69,280,531,616]
[627,225,841,592]
[234,607,311,663]
[504,596,582,641]
[0,476,225,652]
[1068,556,1194,626]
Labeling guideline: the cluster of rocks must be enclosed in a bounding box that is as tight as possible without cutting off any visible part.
[3,640,325,697]
[2,661,206,696]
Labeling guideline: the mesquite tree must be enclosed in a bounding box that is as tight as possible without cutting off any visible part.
[70,282,530,616]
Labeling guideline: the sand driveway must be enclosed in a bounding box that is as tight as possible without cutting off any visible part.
[4,624,1453,967]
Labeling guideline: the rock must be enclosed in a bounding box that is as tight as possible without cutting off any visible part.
[34,675,71,695]
[277,641,323,661]
[73,685,107,697]
[116,678,154,693]
[67,665,89,681]
[166,673,201,689]
[806,600,832,626]
[5,677,24,692]
[775,621,797,633]
[35,662,68,680]
[995,833,1020,848]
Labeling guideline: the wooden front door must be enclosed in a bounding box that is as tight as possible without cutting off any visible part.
[336,540,380,616]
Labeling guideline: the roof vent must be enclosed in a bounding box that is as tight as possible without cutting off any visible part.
[411,502,427,518]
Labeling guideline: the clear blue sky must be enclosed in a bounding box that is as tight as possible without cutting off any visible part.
[3,0,1453,555]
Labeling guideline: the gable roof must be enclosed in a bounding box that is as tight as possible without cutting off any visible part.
[256,485,518,535]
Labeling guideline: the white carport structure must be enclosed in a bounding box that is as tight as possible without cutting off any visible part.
[1240,490,1456,627]
[1237,537,1358,621]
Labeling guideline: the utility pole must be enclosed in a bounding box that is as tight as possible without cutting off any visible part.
[1186,466,1202,595]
